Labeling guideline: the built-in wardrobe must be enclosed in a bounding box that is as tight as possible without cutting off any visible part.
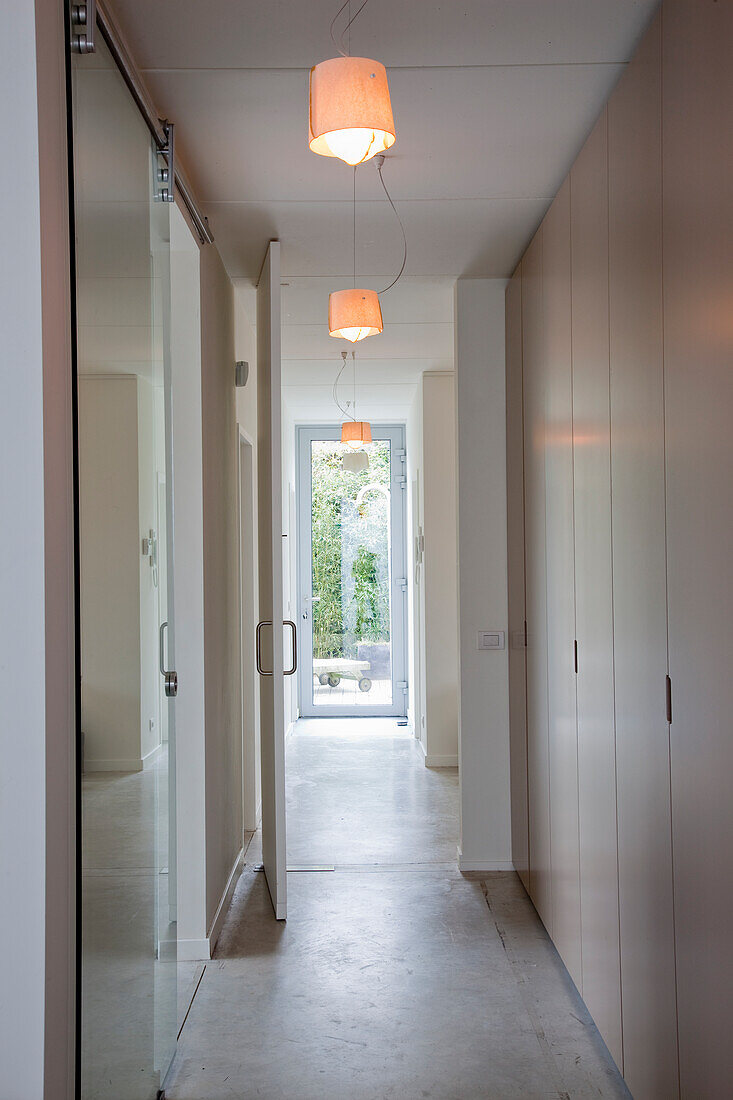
[505,2,733,1097]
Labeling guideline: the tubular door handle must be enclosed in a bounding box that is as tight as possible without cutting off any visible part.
[256,620,273,675]
[159,621,178,698]
[284,620,297,676]
[256,620,298,676]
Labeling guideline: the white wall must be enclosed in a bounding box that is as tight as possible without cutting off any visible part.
[454,278,512,870]
[406,374,459,766]
[1,0,75,1094]
[0,3,47,1092]
[235,286,262,828]
[201,243,244,932]
[421,372,459,766]
[406,390,424,744]
[78,376,145,770]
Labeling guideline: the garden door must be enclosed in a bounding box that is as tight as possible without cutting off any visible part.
[297,425,408,718]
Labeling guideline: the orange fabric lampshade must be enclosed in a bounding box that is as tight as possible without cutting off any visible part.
[341,420,372,448]
[309,57,396,166]
[329,288,383,343]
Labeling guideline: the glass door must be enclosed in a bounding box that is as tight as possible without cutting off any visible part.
[297,425,407,718]
[71,30,177,1099]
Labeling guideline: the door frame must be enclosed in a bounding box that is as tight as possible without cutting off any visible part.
[296,423,408,719]
[237,426,260,834]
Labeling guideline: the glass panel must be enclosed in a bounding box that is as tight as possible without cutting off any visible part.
[310,439,393,706]
[72,31,177,1099]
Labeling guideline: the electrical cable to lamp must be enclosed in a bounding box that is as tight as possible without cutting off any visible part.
[330,0,372,57]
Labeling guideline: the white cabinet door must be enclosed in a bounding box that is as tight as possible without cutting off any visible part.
[522,228,553,932]
[608,15,679,1098]
[506,268,529,890]
[571,109,622,1066]
[663,2,733,1092]
[544,180,581,988]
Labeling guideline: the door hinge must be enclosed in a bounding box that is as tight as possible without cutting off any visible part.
[396,680,409,694]
[574,639,578,674]
[396,474,407,489]
[70,0,96,53]
[396,577,408,592]
[155,121,176,203]
[666,675,672,724]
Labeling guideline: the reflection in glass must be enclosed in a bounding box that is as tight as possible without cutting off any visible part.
[311,440,393,706]
[72,32,177,1099]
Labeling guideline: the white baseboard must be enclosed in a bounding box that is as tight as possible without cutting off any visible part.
[415,736,458,769]
[425,753,459,768]
[457,847,515,873]
[84,758,142,773]
[177,938,212,962]
[142,743,163,769]
[285,721,296,742]
[177,848,244,961]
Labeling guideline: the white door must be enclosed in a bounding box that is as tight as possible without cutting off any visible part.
[256,241,290,920]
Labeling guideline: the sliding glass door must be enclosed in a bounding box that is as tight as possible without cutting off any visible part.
[297,425,408,718]
[71,30,177,1099]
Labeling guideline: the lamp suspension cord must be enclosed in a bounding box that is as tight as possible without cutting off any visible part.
[330,0,371,57]
[353,166,357,287]
[333,351,351,419]
[353,351,357,420]
[377,157,407,294]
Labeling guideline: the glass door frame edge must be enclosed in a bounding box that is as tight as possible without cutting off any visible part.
[295,423,408,719]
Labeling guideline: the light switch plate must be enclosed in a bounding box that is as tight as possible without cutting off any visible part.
[478,630,505,651]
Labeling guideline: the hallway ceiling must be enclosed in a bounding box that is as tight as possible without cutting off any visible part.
[110,0,658,417]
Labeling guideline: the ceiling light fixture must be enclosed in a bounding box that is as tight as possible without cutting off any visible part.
[309,1,396,167]
[329,167,383,343]
[334,350,373,457]
[328,155,407,343]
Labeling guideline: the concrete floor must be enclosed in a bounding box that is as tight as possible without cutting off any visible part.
[166,719,630,1100]
[82,753,177,1099]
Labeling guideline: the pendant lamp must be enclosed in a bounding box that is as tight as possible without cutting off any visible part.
[309,56,396,167]
[329,288,382,343]
[341,420,372,449]
[329,165,383,343]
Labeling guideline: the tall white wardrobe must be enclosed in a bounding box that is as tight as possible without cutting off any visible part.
[505,3,733,1097]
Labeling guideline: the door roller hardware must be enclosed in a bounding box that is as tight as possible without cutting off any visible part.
[70,0,96,53]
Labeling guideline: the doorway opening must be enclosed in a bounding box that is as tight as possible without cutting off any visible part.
[296,424,408,719]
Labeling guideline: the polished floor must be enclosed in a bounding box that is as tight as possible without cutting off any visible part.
[167,719,630,1100]
[82,752,177,1099]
